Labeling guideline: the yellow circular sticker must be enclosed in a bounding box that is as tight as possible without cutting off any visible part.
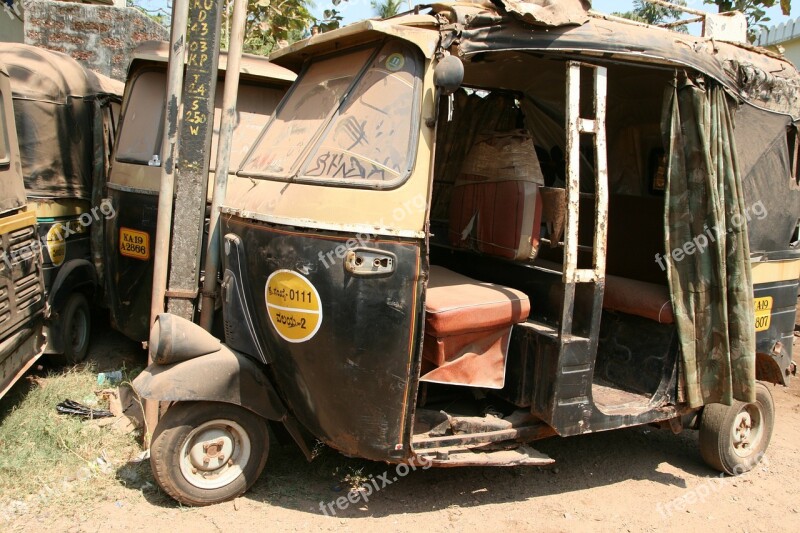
[385,53,405,72]
[265,270,322,343]
[46,223,66,267]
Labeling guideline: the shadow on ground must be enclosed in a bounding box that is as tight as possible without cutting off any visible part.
[127,416,712,518]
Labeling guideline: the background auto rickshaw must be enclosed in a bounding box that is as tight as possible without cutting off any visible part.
[0,44,122,365]
[104,41,297,342]
[0,60,46,399]
[135,1,800,506]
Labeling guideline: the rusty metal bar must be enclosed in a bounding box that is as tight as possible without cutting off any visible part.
[411,424,556,450]
[563,61,581,285]
[563,61,608,285]
[590,66,609,283]
[198,0,247,332]
[146,0,189,445]
[659,15,704,28]
[165,0,224,320]
[643,0,708,17]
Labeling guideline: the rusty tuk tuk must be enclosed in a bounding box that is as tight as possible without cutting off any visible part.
[104,41,297,342]
[0,60,45,398]
[0,45,122,386]
[134,0,800,506]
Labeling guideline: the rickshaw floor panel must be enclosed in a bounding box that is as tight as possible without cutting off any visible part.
[412,407,536,437]
[420,444,554,467]
[591,379,655,415]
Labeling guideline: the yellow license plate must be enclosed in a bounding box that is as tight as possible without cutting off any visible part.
[119,227,150,260]
[754,296,773,332]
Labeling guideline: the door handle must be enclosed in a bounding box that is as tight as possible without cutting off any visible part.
[344,248,397,277]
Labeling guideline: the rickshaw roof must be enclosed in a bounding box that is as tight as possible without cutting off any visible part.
[268,14,441,69]
[132,41,297,84]
[0,44,123,103]
[270,0,800,119]
[0,45,123,202]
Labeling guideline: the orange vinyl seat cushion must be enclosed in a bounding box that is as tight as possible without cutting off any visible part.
[425,266,531,338]
[449,179,543,260]
[603,275,674,324]
[422,266,531,388]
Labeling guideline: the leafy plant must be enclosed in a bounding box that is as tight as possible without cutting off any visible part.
[371,0,404,19]
[613,0,688,28]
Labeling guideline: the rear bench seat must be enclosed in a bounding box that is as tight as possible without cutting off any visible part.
[422,266,530,389]
[604,274,674,324]
[448,131,544,260]
[534,259,674,324]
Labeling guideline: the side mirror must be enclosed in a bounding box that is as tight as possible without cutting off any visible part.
[434,55,464,96]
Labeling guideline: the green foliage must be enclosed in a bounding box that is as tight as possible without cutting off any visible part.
[127,0,349,56]
[127,0,171,26]
[221,0,349,55]
[222,0,314,56]
[613,0,688,30]
[314,7,345,34]
[371,0,404,19]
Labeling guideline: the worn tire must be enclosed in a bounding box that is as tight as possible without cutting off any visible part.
[50,292,91,365]
[150,402,269,506]
[699,381,774,475]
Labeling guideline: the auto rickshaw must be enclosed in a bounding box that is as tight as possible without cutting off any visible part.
[0,60,46,399]
[134,0,800,506]
[104,41,297,342]
[0,44,123,364]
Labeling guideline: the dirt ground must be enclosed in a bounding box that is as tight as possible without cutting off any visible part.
[6,325,800,532]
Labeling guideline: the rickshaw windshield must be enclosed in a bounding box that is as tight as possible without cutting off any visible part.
[240,39,422,186]
[115,70,163,165]
[115,69,284,170]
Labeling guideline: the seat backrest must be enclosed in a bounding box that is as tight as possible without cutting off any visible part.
[448,131,544,261]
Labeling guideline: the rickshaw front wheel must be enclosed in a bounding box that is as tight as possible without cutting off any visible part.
[150,401,270,506]
[699,381,774,475]
[49,292,91,365]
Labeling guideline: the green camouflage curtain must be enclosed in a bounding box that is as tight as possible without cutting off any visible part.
[662,72,756,408]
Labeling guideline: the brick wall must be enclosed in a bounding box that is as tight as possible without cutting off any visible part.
[23,0,168,81]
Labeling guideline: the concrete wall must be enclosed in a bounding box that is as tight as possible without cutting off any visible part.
[755,16,800,70]
[780,40,800,70]
[23,0,168,81]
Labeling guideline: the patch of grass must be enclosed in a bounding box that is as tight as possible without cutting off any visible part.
[0,364,143,503]
[306,444,388,490]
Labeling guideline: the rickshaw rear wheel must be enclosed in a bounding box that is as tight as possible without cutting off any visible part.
[150,401,269,506]
[699,381,774,475]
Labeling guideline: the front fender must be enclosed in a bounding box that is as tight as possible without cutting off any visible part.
[132,345,287,422]
[49,259,96,309]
